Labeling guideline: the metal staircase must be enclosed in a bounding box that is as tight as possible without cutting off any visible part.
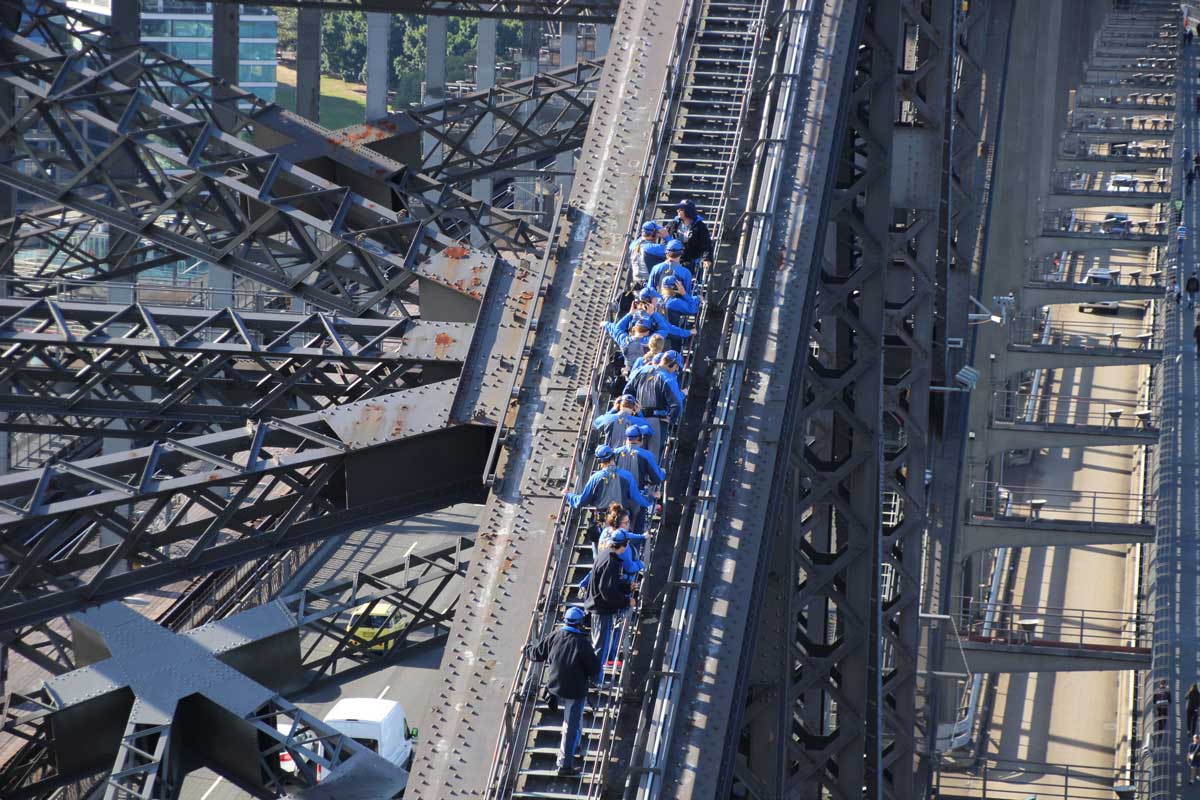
[482,0,773,796]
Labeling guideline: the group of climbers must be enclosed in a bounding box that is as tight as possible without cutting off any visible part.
[523,200,711,776]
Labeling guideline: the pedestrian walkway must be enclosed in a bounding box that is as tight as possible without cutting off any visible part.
[1150,13,1200,798]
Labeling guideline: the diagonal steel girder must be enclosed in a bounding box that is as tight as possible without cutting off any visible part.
[0,52,596,294]
[0,381,495,631]
[0,297,472,438]
[0,0,549,317]
[0,537,473,800]
[0,602,412,800]
[733,2,955,798]
[0,196,549,630]
[223,0,617,22]
[265,58,603,187]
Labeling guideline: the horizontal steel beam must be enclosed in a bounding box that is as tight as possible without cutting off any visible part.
[0,383,497,629]
[0,298,471,435]
[959,639,1150,672]
[960,520,1154,557]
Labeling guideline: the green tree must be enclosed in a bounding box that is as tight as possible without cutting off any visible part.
[320,11,369,80]
[276,7,297,54]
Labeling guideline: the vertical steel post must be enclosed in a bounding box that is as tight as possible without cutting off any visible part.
[295,7,322,122]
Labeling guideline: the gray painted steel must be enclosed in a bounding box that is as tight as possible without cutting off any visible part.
[406,0,688,792]
[1151,3,1192,796]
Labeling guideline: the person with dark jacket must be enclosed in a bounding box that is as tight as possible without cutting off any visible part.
[1190,734,1200,784]
[1155,679,1172,746]
[1194,321,1200,356]
[525,606,601,775]
[627,351,685,424]
[667,199,714,274]
[1186,683,1200,736]
[585,532,635,667]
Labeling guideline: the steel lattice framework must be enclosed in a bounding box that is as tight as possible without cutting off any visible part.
[0,0,552,317]
[221,0,617,21]
[734,1,959,796]
[270,58,603,187]
[0,536,472,800]
[0,52,597,301]
[0,298,472,439]
[0,384,480,628]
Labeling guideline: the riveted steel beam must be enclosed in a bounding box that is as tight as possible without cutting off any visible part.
[0,298,472,439]
[0,0,552,317]
[267,58,602,186]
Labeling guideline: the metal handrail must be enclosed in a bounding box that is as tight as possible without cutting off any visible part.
[481,0,702,791]
[1009,315,1160,349]
[1026,255,1166,285]
[955,596,1151,650]
[933,757,1147,800]
[968,481,1155,525]
[990,390,1159,429]
[624,0,813,794]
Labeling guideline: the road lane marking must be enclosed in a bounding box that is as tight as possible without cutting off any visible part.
[376,684,391,700]
[200,777,224,800]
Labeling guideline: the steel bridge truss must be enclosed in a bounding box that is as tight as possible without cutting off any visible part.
[271,58,603,188]
[726,1,978,797]
[219,0,617,22]
[0,379,502,630]
[0,298,472,440]
[0,536,471,800]
[0,0,555,318]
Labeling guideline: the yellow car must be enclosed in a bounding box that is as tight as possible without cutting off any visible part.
[347,601,405,653]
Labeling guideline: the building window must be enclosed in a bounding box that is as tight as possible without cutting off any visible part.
[142,19,170,36]
[239,42,275,61]
[239,64,274,83]
[240,20,276,38]
[171,19,212,38]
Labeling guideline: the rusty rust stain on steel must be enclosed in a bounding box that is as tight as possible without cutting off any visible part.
[434,332,455,358]
[444,245,472,259]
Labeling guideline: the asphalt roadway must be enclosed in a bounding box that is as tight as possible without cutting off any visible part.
[176,504,483,800]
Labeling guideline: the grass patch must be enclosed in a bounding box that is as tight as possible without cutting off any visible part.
[275,64,368,130]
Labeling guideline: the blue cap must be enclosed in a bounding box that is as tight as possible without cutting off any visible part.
[665,238,684,253]
[662,275,678,288]
[595,444,615,460]
[676,199,697,215]
[664,350,682,367]
[641,221,659,235]
[565,606,586,623]
[625,424,644,439]
[611,529,630,544]
[619,393,637,404]
[639,286,661,301]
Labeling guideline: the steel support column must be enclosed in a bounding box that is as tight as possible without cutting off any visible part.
[472,17,498,241]
[555,22,578,199]
[764,0,943,795]
[366,11,390,121]
[212,1,239,131]
[295,7,322,122]
[424,16,449,160]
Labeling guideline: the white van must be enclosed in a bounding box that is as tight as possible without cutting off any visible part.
[321,698,416,776]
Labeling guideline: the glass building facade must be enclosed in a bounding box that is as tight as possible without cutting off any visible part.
[70,0,279,102]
